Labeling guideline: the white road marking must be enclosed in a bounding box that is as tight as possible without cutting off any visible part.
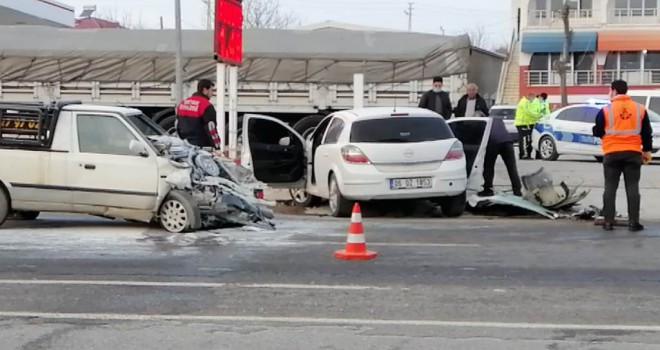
[0,311,659,332]
[278,241,480,248]
[0,279,391,291]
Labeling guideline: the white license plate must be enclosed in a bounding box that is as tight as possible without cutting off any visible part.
[389,177,432,190]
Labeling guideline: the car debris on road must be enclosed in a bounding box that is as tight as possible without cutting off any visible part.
[150,136,275,231]
[468,167,590,220]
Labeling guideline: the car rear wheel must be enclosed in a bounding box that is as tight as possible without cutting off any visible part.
[439,192,466,218]
[328,174,353,217]
[289,189,320,207]
[159,191,202,233]
[0,188,9,227]
[539,136,559,161]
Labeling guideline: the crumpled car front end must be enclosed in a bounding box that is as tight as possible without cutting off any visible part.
[151,136,275,231]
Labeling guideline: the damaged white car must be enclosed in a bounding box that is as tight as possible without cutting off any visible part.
[0,101,274,233]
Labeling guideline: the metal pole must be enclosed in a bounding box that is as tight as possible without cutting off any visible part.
[228,65,239,159]
[207,0,213,30]
[174,0,183,103]
[353,73,364,109]
[217,63,226,153]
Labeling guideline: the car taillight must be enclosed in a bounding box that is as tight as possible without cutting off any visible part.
[341,145,370,164]
[254,189,264,200]
[445,142,464,160]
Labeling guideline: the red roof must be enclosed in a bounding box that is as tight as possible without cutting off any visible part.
[75,17,124,29]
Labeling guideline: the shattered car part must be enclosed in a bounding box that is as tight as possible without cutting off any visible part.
[521,167,590,210]
[468,192,560,219]
[467,168,590,219]
[150,135,275,230]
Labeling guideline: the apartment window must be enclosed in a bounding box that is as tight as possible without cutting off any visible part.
[615,0,658,16]
[535,0,568,10]
[621,52,641,70]
[568,0,593,10]
[645,52,660,69]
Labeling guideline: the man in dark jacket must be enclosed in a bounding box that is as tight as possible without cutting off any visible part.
[419,76,453,119]
[476,110,522,197]
[454,83,490,118]
[176,79,222,152]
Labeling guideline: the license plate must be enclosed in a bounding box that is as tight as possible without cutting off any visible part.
[389,177,432,190]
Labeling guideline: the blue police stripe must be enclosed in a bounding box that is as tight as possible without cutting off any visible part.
[535,123,601,146]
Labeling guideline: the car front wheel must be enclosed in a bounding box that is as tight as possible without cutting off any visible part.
[539,136,559,161]
[159,191,202,233]
[328,174,353,217]
[0,188,9,227]
[289,189,320,207]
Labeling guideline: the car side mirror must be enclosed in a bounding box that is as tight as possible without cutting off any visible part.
[279,137,291,147]
[129,140,149,157]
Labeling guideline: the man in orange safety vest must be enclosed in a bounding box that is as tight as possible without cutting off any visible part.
[592,80,653,232]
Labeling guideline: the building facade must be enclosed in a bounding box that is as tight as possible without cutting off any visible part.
[512,0,660,104]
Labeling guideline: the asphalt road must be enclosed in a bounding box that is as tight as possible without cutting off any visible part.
[0,213,659,349]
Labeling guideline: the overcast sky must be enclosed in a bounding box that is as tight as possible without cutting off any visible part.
[63,0,512,48]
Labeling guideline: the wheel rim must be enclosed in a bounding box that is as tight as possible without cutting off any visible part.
[329,179,338,214]
[540,138,554,159]
[290,189,309,204]
[160,200,188,233]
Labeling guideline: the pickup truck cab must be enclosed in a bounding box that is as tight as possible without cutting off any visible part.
[0,101,271,232]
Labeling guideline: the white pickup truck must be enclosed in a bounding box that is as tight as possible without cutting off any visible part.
[0,101,274,233]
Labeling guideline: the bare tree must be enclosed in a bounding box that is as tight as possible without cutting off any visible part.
[465,26,487,49]
[95,7,146,29]
[202,0,299,29]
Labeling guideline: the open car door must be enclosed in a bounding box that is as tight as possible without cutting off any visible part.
[447,117,492,192]
[241,114,306,189]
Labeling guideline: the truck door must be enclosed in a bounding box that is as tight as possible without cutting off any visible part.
[69,112,159,211]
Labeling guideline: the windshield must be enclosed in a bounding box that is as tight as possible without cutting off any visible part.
[350,116,454,143]
[489,107,516,120]
[126,113,166,136]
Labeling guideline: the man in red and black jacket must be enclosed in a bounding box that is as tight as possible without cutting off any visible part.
[175,79,222,151]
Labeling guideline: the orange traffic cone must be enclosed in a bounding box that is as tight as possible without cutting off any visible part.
[334,203,378,260]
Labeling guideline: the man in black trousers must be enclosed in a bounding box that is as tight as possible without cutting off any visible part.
[593,80,653,232]
[475,110,523,197]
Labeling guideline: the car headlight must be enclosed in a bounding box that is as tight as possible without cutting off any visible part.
[194,154,221,177]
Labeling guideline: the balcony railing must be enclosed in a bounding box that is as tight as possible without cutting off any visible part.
[526,70,597,86]
[608,8,660,24]
[528,9,595,26]
[526,69,660,86]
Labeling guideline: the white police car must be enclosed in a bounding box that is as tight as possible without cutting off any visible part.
[532,100,660,161]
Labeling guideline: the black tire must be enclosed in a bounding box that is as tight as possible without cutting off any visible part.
[289,188,321,207]
[0,187,9,227]
[159,115,177,135]
[595,156,604,163]
[292,114,326,135]
[152,108,176,125]
[13,211,40,220]
[439,192,466,218]
[328,174,353,217]
[538,136,559,161]
[158,190,202,233]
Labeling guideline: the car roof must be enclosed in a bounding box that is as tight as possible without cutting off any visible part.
[62,104,143,115]
[338,107,443,121]
[629,90,660,97]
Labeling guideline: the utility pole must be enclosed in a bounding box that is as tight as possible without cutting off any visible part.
[206,0,213,30]
[174,0,184,102]
[556,1,572,107]
[404,2,414,31]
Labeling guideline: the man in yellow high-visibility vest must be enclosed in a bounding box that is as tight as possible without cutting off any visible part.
[514,92,540,160]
